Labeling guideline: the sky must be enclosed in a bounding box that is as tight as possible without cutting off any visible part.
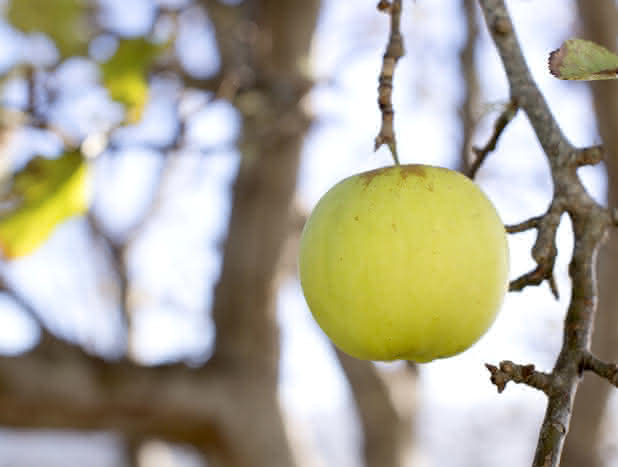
[0,0,616,466]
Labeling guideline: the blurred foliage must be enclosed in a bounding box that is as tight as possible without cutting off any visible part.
[7,0,90,58]
[1,0,167,258]
[0,151,91,259]
[101,38,165,123]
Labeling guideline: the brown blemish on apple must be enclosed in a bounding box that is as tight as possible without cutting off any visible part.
[354,215,359,221]
[358,166,392,186]
[392,223,397,232]
[399,164,427,179]
[359,164,427,188]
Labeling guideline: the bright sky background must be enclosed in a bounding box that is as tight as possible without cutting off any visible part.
[0,0,616,466]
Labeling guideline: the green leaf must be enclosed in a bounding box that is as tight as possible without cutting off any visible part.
[101,39,164,123]
[549,38,618,81]
[7,0,90,58]
[0,151,91,259]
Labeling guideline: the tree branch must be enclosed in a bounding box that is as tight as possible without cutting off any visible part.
[374,0,404,164]
[87,213,129,327]
[570,145,604,168]
[0,276,58,342]
[505,215,542,233]
[478,1,614,466]
[562,3,618,466]
[468,99,518,178]
[0,339,226,447]
[582,353,618,387]
[485,361,553,394]
[458,0,481,174]
[508,201,563,299]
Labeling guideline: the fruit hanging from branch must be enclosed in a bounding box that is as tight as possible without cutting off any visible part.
[299,164,509,362]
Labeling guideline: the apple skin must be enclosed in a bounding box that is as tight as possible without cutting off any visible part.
[298,164,509,362]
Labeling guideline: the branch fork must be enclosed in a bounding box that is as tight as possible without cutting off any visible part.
[506,201,564,299]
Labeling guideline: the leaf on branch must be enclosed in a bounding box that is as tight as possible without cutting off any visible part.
[101,39,165,124]
[0,151,91,259]
[7,0,90,58]
[549,38,618,81]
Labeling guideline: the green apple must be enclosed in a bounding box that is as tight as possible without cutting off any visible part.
[298,164,509,362]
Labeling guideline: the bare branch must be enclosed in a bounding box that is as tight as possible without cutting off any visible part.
[506,215,542,233]
[570,145,604,167]
[468,99,518,178]
[508,202,563,299]
[374,0,404,164]
[485,361,553,394]
[478,1,614,465]
[458,0,481,174]
[582,353,618,387]
[151,64,224,94]
[0,338,229,448]
[0,277,52,337]
[86,112,187,355]
[87,213,129,328]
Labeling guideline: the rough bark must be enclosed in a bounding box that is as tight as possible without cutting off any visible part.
[561,3,618,467]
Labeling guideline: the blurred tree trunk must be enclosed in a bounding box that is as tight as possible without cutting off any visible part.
[0,2,321,466]
[337,351,417,467]
[561,3,618,467]
[205,0,320,464]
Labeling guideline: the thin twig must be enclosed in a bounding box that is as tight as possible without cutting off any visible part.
[458,0,481,174]
[0,276,55,340]
[25,66,36,116]
[508,203,563,299]
[485,361,553,394]
[570,145,604,167]
[374,0,404,165]
[582,353,618,387]
[506,215,542,233]
[468,99,518,178]
[87,213,129,325]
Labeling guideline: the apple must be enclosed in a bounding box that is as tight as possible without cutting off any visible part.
[298,164,509,362]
